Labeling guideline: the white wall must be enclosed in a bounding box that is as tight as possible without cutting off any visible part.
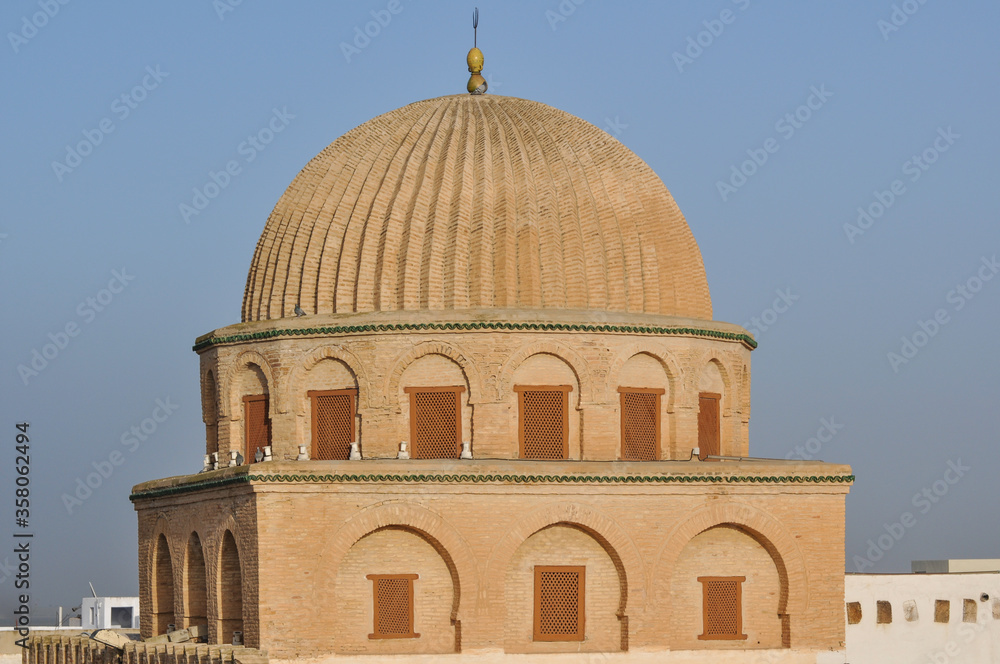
[845,573,1000,664]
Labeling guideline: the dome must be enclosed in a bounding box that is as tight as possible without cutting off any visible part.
[242,94,712,322]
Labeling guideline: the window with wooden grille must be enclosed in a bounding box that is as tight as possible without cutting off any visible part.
[697,576,747,640]
[404,386,464,459]
[367,574,419,639]
[243,395,270,463]
[516,386,572,459]
[618,387,664,461]
[309,389,356,460]
[533,566,585,641]
[697,392,721,460]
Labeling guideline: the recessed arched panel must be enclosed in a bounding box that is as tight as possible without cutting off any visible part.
[334,526,457,655]
[152,534,175,635]
[218,530,243,644]
[503,523,624,654]
[184,532,208,629]
[203,371,218,455]
[668,525,785,649]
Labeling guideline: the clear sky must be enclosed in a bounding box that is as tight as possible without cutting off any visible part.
[2,1,998,624]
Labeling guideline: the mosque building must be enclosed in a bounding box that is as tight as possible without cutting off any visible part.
[128,41,854,663]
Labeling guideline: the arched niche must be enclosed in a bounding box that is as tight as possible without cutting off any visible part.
[184,532,208,629]
[202,371,218,456]
[334,526,458,655]
[217,530,244,645]
[668,525,786,649]
[511,353,582,459]
[396,354,472,458]
[152,534,175,635]
[503,523,625,654]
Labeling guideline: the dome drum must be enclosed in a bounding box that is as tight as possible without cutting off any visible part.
[196,309,752,464]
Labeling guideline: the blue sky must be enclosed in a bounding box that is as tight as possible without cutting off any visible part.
[2,1,999,623]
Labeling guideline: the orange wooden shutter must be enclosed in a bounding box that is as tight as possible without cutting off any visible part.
[367,574,419,639]
[243,395,270,462]
[517,386,571,459]
[697,392,720,459]
[697,576,747,640]
[533,566,585,641]
[619,388,663,460]
[405,386,463,459]
[309,389,356,460]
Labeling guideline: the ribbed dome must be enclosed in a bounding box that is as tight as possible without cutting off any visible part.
[242,94,712,322]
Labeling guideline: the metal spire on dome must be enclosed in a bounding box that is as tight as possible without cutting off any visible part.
[467,8,487,95]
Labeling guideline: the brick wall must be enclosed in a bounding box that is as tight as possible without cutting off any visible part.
[133,461,849,658]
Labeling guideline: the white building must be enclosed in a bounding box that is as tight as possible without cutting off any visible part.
[845,568,1000,664]
[80,597,140,630]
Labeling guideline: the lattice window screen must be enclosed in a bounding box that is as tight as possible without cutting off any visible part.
[534,566,585,641]
[243,396,270,463]
[311,391,354,460]
[368,574,418,639]
[621,391,658,460]
[520,390,567,459]
[698,576,746,640]
[411,389,461,459]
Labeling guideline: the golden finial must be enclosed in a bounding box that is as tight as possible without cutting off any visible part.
[467,7,487,95]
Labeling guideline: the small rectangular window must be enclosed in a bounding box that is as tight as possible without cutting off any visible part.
[367,574,419,639]
[846,601,862,625]
[516,386,572,459]
[618,387,664,460]
[243,395,271,463]
[876,600,892,624]
[309,389,357,460]
[963,599,977,623]
[404,386,464,459]
[697,393,720,459]
[697,576,747,640]
[935,599,950,623]
[533,566,585,641]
